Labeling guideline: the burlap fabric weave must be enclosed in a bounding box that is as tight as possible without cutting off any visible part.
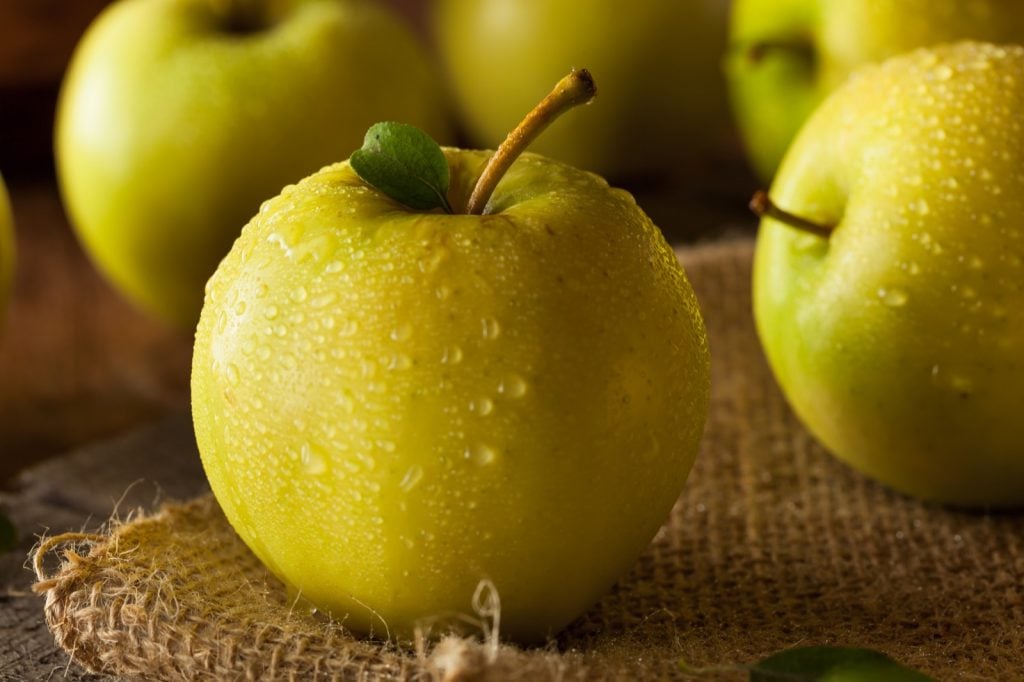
[31,240,1024,680]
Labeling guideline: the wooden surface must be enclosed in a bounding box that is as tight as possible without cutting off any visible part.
[0,182,192,486]
[0,412,206,681]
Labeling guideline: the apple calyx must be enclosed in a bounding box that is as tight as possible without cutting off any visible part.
[212,0,278,33]
[465,68,597,215]
[749,190,833,239]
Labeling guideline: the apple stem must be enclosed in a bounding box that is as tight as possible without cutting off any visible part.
[749,190,834,239]
[465,69,597,215]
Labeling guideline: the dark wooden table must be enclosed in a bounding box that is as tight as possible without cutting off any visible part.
[0,181,193,486]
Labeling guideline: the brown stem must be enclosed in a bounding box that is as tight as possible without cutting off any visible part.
[465,69,597,215]
[749,190,833,239]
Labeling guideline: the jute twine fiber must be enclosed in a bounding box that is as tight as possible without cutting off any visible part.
[32,240,1024,680]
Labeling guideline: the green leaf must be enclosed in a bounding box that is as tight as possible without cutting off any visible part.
[350,122,453,213]
[0,510,15,554]
[750,647,935,682]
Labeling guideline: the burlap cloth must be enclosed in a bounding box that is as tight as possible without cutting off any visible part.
[30,240,1024,680]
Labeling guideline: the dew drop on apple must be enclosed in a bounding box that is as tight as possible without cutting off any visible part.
[421,248,448,274]
[481,317,501,340]
[877,287,909,308]
[300,442,328,475]
[388,354,413,371]
[471,397,495,416]
[465,443,497,466]
[441,345,463,365]
[399,465,424,493]
[498,373,529,399]
[340,318,360,336]
[390,323,412,342]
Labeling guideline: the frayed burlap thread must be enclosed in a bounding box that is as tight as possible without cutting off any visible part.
[32,240,1024,680]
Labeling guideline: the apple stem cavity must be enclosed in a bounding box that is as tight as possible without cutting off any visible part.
[750,190,834,239]
[741,39,816,66]
[465,68,597,215]
[212,0,275,33]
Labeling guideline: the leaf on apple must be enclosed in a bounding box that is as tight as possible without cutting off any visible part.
[0,510,15,554]
[350,122,453,213]
[747,646,935,681]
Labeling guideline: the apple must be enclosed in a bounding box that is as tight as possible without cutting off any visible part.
[0,174,13,325]
[434,0,732,180]
[753,42,1024,507]
[727,0,1024,181]
[191,71,711,642]
[56,0,452,328]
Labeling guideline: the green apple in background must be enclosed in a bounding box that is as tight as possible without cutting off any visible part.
[0,174,13,325]
[727,0,1024,181]
[754,42,1024,507]
[192,72,711,642]
[57,0,451,329]
[434,0,732,180]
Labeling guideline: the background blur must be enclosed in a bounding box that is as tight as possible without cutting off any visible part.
[0,0,753,486]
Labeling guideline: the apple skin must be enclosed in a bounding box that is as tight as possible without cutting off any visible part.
[434,0,731,180]
[754,42,1024,507]
[727,0,1024,181]
[0,174,13,325]
[191,150,710,642]
[56,0,452,328]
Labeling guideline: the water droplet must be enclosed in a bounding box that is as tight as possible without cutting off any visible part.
[290,286,308,303]
[498,373,529,398]
[388,354,413,371]
[481,317,501,340]
[436,284,452,300]
[421,248,448,273]
[471,397,495,416]
[936,64,954,80]
[441,345,463,365]
[234,300,248,316]
[264,305,279,320]
[300,443,327,475]
[950,375,974,397]
[390,324,413,342]
[399,465,424,492]
[877,287,909,308]
[311,292,337,308]
[464,443,497,466]
[931,366,974,397]
[226,363,240,385]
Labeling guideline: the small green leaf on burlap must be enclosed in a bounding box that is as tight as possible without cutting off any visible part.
[749,646,935,681]
[350,122,453,213]
[0,510,16,553]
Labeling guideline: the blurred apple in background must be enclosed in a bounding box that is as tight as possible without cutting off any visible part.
[0,174,13,326]
[754,42,1024,507]
[727,0,1024,181]
[434,0,733,181]
[56,0,452,329]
